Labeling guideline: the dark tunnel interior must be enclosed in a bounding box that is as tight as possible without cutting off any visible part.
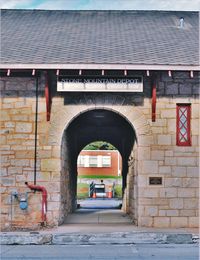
[60,109,137,218]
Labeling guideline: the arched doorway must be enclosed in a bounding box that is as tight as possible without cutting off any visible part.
[60,109,137,224]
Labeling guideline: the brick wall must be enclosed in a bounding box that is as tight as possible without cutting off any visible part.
[78,150,122,177]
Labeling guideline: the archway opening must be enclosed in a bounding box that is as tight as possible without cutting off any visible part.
[60,109,136,224]
[77,141,122,209]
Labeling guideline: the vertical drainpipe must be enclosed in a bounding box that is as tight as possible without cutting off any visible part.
[34,76,39,185]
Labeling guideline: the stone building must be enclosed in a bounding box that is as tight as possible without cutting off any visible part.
[0,9,199,230]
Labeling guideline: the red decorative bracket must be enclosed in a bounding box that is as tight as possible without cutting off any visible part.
[152,76,157,122]
[45,72,51,121]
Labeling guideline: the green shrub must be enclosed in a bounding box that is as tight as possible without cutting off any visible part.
[114,184,122,198]
[77,183,89,199]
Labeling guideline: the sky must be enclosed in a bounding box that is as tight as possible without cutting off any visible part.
[0,0,200,11]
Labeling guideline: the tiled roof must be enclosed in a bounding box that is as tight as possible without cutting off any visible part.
[1,9,199,65]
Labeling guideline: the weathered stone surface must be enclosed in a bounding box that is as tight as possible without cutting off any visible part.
[8,167,22,174]
[183,178,199,188]
[2,177,15,186]
[171,217,188,228]
[137,175,147,187]
[16,122,32,133]
[5,122,15,128]
[160,188,177,198]
[154,217,170,228]
[51,232,195,245]
[15,151,35,159]
[141,161,158,174]
[164,157,176,165]
[189,217,199,228]
[144,206,158,216]
[138,216,153,227]
[1,231,196,245]
[167,119,176,133]
[160,109,176,118]
[142,189,159,198]
[41,159,60,171]
[151,150,164,160]
[0,234,52,245]
[183,199,198,209]
[187,167,198,177]
[178,189,196,198]
[157,135,171,145]
[165,178,182,187]
[166,234,193,244]
[166,210,179,216]
[159,166,171,174]
[165,150,173,156]
[137,147,151,160]
[191,120,199,135]
[180,210,196,217]
[172,166,187,177]
[10,159,30,167]
[177,157,197,166]
[169,198,183,209]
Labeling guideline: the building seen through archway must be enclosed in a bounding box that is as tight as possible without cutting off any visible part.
[77,141,122,200]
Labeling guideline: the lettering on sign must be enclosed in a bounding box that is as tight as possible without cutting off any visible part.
[57,77,143,92]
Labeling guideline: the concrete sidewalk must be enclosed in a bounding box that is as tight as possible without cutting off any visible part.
[1,199,199,245]
[64,209,132,224]
[1,223,199,245]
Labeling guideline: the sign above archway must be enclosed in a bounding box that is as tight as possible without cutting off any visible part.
[57,76,143,92]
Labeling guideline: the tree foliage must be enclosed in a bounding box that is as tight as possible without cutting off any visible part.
[83,141,117,150]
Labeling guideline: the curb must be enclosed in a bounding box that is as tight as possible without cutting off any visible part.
[1,232,199,245]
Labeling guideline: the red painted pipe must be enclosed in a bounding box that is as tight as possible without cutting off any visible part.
[25,182,47,223]
[152,77,157,122]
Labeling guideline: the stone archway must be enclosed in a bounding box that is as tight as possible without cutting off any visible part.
[47,97,151,225]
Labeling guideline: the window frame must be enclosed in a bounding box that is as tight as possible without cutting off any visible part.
[176,104,191,146]
[88,156,98,167]
[102,156,111,167]
[78,155,85,167]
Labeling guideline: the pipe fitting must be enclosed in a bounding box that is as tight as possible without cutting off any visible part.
[25,182,47,223]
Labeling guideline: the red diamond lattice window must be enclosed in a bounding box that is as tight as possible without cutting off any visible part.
[176,104,191,146]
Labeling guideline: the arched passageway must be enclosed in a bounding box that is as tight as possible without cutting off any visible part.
[60,109,137,224]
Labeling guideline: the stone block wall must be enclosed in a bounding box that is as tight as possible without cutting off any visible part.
[0,71,199,230]
[130,71,199,228]
[0,76,58,230]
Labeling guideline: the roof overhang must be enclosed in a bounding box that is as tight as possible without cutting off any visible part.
[0,63,199,71]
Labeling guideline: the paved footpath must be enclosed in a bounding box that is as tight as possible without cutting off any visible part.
[1,244,199,260]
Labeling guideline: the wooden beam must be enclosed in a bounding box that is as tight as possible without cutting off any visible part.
[45,72,51,121]
[152,75,157,122]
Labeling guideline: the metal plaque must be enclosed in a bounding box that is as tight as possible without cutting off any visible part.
[149,177,162,185]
